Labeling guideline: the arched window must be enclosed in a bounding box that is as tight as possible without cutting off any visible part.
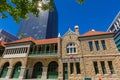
[11,62,21,78]
[32,62,42,78]
[0,62,9,78]
[47,61,58,79]
[67,43,76,54]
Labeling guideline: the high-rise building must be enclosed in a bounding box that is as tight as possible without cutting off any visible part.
[0,29,18,42]
[18,0,58,39]
[107,11,120,51]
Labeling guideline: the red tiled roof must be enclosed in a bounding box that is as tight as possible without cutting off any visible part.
[36,38,58,45]
[81,30,112,37]
[6,37,58,45]
[0,41,6,47]
[7,37,35,44]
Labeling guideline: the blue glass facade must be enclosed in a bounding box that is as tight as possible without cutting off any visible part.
[18,0,58,39]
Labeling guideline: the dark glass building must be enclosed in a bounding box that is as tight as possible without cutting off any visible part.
[18,0,58,39]
[0,29,18,42]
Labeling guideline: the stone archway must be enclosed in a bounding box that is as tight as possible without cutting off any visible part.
[32,62,43,78]
[11,62,22,78]
[47,61,58,79]
[0,62,9,78]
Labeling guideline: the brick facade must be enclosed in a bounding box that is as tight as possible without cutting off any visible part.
[0,27,120,80]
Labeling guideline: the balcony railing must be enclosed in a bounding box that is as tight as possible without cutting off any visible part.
[29,50,58,57]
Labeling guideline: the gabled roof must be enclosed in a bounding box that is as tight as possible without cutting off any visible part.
[81,30,112,37]
[63,28,75,36]
[36,38,58,45]
[0,41,6,47]
[7,37,35,44]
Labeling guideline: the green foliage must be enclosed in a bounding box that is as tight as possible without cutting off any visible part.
[77,0,84,4]
[18,33,25,39]
[0,0,84,23]
[41,1,54,12]
[0,0,40,23]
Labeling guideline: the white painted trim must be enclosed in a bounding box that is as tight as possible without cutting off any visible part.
[6,45,30,49]
[3,53,26,58]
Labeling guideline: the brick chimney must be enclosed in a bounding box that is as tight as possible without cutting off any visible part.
[74,25,79,35]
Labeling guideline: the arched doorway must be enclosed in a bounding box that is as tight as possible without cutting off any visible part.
[32,62,42,78]
[11,62,21,78]
[0,62,9,78]
[47,61,58,79]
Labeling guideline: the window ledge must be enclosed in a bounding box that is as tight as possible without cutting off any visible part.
[104,74,109,75]
[96,74,101,75]
[66,53,77,55]
[111,73,117,75]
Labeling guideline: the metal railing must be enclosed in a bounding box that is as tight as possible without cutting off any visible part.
[29,50,58,57]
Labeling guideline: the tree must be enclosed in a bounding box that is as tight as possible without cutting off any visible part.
[18,33,25,39]
[0,0,84,23]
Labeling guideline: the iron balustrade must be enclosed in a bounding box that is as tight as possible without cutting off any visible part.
[29,50,58,56]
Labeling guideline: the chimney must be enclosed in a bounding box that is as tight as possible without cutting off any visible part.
[74,25,79,35]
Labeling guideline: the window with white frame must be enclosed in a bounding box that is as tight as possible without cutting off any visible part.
[67,43,76,54]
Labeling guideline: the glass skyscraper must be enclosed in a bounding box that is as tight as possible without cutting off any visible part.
[0,29,18,42]
[107,11,120,51]
[18,0,58,39]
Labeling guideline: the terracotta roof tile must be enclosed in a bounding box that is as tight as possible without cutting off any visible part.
[6,37,58,45]
[0,41,6,47]
[36,38,58,45]
[7,37,35,44]
[81,30,112,37]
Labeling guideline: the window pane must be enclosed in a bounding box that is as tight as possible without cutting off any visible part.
[70,63,74,74]
[75,63,81,74]
[101,40,107,50]
[93,62,99,74]
[89,41,93,51]
[95,41,100,50]
[100,61,107,74]
[67,48,69,53]
[108,61,115,74]
[70,48,72,53]
[67,43,76,54]
[74,48,76,53]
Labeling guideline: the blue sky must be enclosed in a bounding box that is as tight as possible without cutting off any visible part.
[0,0,120,36]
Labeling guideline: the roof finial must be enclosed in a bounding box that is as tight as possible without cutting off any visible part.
[58,33,61,37]
[74,25,79,29]
[68,28,71,31]
[91,29,95,31]
[74,25,79,35]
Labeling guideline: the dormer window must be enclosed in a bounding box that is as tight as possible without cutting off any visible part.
[67,43,76,54]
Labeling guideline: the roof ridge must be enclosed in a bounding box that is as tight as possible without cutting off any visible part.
[82,30,112,37]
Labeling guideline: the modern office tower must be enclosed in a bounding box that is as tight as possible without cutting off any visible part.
[0,26,120,80]
[18,0,58,39]
[0,29,18,42]
[107,11,120,51]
